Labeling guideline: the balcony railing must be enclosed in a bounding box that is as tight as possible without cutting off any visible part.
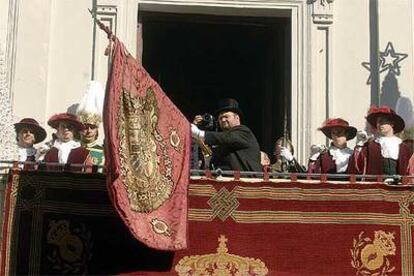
[0,160,413,185]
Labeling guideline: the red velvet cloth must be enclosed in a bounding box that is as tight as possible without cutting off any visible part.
[120,178,414,275]
[43,147,92,172]
[172,179,414,275]
[1,172,414,275]
[104,39,190,250]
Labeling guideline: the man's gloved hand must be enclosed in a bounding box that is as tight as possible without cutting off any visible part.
[191,123,204,140]
[309,144,326,161]
[35,142,52,161]
[280,147,294,162]
[356,130,370,146]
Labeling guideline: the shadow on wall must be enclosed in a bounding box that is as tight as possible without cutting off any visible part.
[380,71,414,138]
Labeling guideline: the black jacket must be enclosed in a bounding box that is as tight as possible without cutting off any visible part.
[204,125,261,172]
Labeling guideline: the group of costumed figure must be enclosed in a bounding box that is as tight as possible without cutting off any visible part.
[271,106,414,178]
[191,97,414,179]
[14,81,105,171]
[13,82,414,179]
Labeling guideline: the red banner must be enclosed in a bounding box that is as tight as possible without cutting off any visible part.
[104,39,190,250]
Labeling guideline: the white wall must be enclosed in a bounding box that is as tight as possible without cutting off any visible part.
[378,0,414,131]
[45,0,94,118]
[330,0,414,142]
[12,0,94,139]
[331,0,371,138]
[10,0,139,142]
[6,0,414,158]
[13,0,53,124]
[0,0,10,47]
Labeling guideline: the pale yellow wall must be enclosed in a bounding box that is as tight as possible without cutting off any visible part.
[45,0,94,119]
[13,0,53,125]
[12,0,94,140]
[378,0,414,130]
[5,0,414,159]
[9,0,138,143]
[331,0,370,139]
[331,0,414,140]
[0,0,9,46]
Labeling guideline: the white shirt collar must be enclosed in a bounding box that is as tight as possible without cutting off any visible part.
[329,145,353,173]
[53,140,80,163]
[375,136,402,160]
[17,146,36,162]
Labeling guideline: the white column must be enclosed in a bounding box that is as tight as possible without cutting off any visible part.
[0,43,18,161]
[0,0,19,161]
[93,0,139,83]
[309,0,334,147]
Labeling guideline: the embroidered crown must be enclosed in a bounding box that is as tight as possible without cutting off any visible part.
[175,235,268,275]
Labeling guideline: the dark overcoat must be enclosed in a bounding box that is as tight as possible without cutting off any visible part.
[204,125,261,172]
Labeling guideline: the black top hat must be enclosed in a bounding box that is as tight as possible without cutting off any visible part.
[214,98,243,117]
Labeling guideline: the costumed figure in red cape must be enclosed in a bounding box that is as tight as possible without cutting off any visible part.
[43,113,93,171]
[350,106,411,177]
[308,118,357,174]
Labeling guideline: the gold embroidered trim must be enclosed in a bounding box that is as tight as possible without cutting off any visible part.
[118,88,174,212]
[175,235,268,275]
[208,187,239,221]
[351,231,396,275]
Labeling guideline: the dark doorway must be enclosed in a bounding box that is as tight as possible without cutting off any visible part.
[141,11,291,156]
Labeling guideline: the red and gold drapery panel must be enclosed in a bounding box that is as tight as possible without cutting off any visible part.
[170,178,414,276]
[2,172,414,275]
[104,39,191,250]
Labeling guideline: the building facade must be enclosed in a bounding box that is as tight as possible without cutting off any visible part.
[1,0,414,164]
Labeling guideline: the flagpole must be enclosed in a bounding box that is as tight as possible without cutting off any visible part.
[91,1,97,79]
[369,0,380,105]
[88,8,116,41]
[88,8,116,61]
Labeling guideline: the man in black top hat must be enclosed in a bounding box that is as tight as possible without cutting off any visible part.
[192,98,262,172]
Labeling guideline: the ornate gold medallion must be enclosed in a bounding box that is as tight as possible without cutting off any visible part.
[46,220,92,274]
[351,230,396,275]
[169,129,181,151]
[175,235,269,275]
[150,218,171,237]
[118,88,174,213]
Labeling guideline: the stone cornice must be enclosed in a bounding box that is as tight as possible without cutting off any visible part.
[309,0,334,24]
